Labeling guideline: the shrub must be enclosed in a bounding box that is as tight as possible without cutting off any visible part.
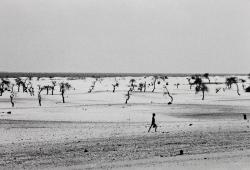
[245,86,250,92]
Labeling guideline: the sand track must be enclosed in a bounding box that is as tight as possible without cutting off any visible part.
[1,120,250,169]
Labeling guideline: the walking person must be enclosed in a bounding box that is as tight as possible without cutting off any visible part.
[148,113,157,132]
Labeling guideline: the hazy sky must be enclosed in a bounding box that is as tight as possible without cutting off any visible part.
[0,0,249,73]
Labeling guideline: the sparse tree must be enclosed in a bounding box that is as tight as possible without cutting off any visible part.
[125,88,132,104]
[15,78,22,92]
[60,82,71,103]
[88,79,97,93]
[38,89,42,106]
[112,82,119,93]
[225,77,240,96]
[163,85,173,104]
[143,81,147,92]
[193,76,209,100]
[152,76,158,92]
[129,79,136,91]
[138,83,144,92]
[195,83,209,100]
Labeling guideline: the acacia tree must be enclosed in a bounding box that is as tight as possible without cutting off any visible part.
[193,76,209,100]
[60,82,71,103]
[195,83,209,100]
[225,77,240,96]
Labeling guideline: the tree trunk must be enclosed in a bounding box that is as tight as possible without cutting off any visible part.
[167,92,173,103]
[125,90,130,104]
[236,83,240,96]
[152,79,156,92]
[131,83,134,91]
[62,90,65,103]
[202,90,205,100]
[112,85,115,93]
[125,96,130,104]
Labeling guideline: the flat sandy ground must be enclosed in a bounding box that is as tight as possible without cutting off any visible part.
[0,76,250,169]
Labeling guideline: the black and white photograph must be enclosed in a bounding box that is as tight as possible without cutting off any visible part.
[0,0,250,169]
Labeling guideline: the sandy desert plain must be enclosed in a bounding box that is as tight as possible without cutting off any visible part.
[0,73,250,170]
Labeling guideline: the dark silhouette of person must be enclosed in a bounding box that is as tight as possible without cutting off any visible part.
[148,113,157,132]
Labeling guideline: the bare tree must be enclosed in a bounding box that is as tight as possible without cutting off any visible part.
[125,88,132,104]
[163,85,173,104]
[88,79,97,93]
